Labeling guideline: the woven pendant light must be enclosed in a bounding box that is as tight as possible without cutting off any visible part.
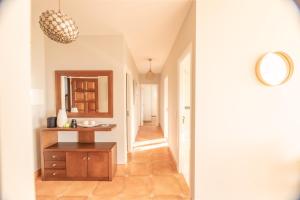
[39,0,79,44]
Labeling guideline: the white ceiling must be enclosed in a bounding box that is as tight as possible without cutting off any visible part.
[59,0,192,73]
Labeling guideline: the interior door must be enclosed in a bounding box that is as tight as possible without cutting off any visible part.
[66,152,87,178]
[87,152,109,178]
[178,46,192,186]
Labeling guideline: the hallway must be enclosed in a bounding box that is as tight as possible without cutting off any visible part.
[36,147,190,200]
[135,126,164,142]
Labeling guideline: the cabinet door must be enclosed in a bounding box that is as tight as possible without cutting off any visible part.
[87,152,109,178]
[66,152,87,178]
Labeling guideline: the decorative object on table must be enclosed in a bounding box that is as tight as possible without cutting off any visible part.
[39,0,79,44]
[57,109,68,128]
[256,51,294,86]
[47,117,57,128]
[71,107,79,113]
[70,119,77,128]
[78,120,102,128]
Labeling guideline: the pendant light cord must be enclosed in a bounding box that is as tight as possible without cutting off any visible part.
[58,0,61,12]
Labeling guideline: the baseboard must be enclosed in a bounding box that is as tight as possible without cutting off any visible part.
[35,168,41,179]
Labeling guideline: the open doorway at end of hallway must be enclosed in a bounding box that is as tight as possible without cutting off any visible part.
[134,83,167,152]
[140,84,159,127]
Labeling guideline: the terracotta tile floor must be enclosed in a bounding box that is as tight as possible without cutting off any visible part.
[135,126,164,142]
[36,147,190,200]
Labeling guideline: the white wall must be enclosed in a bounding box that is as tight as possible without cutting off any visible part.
[31,0,48,172]
[160,2,195,176]
[124,42,140,151]
[45,35,129,164]
[195,0,300,200]
[0,0,36,199]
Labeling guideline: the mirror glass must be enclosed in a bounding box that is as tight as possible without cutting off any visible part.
[56,71,113,118]
[256,52,293,86]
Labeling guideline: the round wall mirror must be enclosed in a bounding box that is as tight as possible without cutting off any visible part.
[256,52,294,86]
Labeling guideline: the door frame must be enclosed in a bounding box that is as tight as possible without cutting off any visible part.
[177,43,192,185]
[126,73,133,153]
[163,76,169,140]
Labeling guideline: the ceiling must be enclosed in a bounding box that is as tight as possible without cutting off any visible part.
[58,0,192,73]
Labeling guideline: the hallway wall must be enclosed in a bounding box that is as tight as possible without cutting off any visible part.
[195,0,300,199]
[159,1,195,184]
[124,43,140,152]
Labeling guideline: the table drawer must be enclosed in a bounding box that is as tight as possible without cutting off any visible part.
[44,152,65,161]
[44,170,66,178]
[45,161,66,169]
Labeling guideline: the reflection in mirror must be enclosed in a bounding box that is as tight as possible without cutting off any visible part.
[98,76,108,112]
[55,70,113,118]
[60,76,109,113]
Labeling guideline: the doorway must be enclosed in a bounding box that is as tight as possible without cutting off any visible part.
[178,44,192,186]
[134,83,166,150]
[141,84,159,127]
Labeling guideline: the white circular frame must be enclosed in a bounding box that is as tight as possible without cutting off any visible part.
[256,52,294,86]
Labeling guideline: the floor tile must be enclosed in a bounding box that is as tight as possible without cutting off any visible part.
[128,151,151,163]
[36,181,71,196]
[115,164,129,177]
[153,195,190,200]
[152,176,183,196]
[123,176,152,196]
[135,126,164,142]
[128,162,152,176]
[149,147,170,155]
[89,197,120,200]
[152,161,177,175]
[151,152,172,162]
[36,196,57,200]
[62,181,97,196]
[57,197,88,200]
[93,176,125,197]
[119,194,152,200]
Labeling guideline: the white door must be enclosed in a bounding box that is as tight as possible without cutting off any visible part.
[164,77,169,139]
[151,84,158,126]
[178,45,192,186]
[142,84,152,121]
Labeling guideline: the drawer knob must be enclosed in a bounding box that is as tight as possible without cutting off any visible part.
[52,163,57,167]
[52,172,56,176]
[52,155,56,159]
[83,157,86,160]
[88,157,91,160]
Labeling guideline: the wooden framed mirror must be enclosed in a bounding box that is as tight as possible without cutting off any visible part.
[55,70,113,118]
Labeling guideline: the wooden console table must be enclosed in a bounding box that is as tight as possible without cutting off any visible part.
[40,124,117,181]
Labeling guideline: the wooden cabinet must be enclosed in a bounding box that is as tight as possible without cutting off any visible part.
[66,152,87,178]
[42,142,117,181]
[87,152,109,178]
